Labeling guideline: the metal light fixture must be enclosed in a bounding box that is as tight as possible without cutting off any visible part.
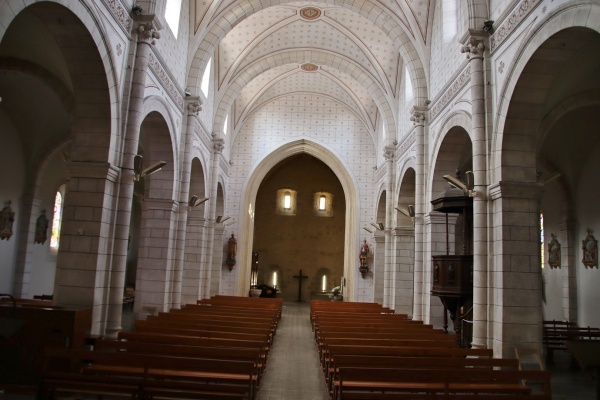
[133,155,167,181]
[395,205,415,218]
[188,195,209,210]
[216,215,231,223]
[443,171,475,197]
[370,222,384,231]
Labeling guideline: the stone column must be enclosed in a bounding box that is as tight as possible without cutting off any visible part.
[393,226,415,317]
[13,192,42,298]
[202,136,224,298]
[372,230,385,305]
[181,215,207,304]
[171,99,202,308]
[410,107,426,320]
[489,181,543,358]
[461,33,488,349]
[383,145,395,308]
[559,218,578,322]
[105,16,160,337]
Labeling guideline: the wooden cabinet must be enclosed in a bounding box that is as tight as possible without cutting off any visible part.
[0,303,92,385]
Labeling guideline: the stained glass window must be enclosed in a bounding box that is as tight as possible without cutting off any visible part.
[50,191,63,249]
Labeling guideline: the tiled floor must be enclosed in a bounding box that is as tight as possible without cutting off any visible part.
[1,302,597,399]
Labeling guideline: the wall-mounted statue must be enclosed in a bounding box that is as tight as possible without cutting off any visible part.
[582,229,598,269]
[226,233,237,271]
[35,209,50,245]
[548,233,561,269]
[359,239,369,278]
[0,200,15,241]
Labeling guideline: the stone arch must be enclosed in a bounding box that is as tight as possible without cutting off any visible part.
[493,3,600,183]
[1,0,121,164]
[236,139,360,299]
[187,0,428,107]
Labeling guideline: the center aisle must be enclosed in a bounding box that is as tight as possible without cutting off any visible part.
[256,302,329,400]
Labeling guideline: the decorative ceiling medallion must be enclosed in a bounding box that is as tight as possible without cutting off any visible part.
[301,63,319,72]
[300,7,321,20]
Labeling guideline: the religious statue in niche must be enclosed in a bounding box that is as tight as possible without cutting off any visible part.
[581,229,598,269]
[226,233,237,271]
[359,239,369,278]
[35,209,50,245]
[0,200,15,241]
[547,233,561,269]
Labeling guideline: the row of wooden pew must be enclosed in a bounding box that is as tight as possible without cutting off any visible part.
[311,300,552,400]
[40,295,282,400]
[542,319,600,363]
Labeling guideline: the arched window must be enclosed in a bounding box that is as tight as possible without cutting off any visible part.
[50,189,64,249]
[223,114,229,135]
[165,0,182,38]
[201,57,212,97]
[405,66,413,103]
[442,0,458,44]
[319,195,326,211]
[540,213,544,269]
[284,192,291,210]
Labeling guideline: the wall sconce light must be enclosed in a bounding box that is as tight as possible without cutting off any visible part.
[132,4,142,15]
[443,171,475,197]
[188,195,208,210]
[395,205,415,218]
[483,20,494,32]
[363,227,373,234]
[370,222,384,231]
[133,155,167,182]
[216,215,231,223]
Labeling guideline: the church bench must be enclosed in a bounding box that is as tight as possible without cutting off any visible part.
[334,367,551,400]
[93,338,267,375]
[133,320,272,350]
[326,355,520,393]
[542,320,600,362]
[316,330,451,350]
[41,347,257,400]
[143,316,273,343]
[173,307,279,326]
[118,332,268,355]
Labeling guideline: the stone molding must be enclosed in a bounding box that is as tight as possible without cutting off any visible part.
[142,198,177,212]
[393,226,415,235]
[397,129,415,158]
[383,145,395,161]
[213,138,225,153]
[149,52,184,111]
[66,161,120,182]
[187,99,202,116]
[489,181,543,200]
[101,0,133,34]
[429,65,471,121]
[490,0,541,53]
[461,36,485,60]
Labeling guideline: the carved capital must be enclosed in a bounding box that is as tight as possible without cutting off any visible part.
[213,138,225,154]
[410,109,426,126]
[137,22,160,45]
[187,100,202,116]
[461,36,485,59]
[383,146,395,161]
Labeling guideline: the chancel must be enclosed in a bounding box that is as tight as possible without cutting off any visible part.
[1,0,599,398]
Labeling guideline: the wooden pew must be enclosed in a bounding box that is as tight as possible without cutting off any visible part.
[335,367,552,400]
[543,320,600,363]
[94,338,266,375]
[41,347,257,400]
[327,355,520,394]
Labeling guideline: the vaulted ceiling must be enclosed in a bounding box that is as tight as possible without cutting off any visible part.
[189,0,433,136]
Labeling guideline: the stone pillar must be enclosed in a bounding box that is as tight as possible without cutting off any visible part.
[461,33,488,348]
[393,226,415,317]
[181,215,207,304]
[383,145,395,308]
[559,218,578,322]
[171,99,202,308]
[211,225,225,297]
[489,181,543,358]
[410,107,426,320]
[372,230,385,305]
[54,161,120,334]
[202,136,224,298]
[13,192,42,298]
[105,16,160,337]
